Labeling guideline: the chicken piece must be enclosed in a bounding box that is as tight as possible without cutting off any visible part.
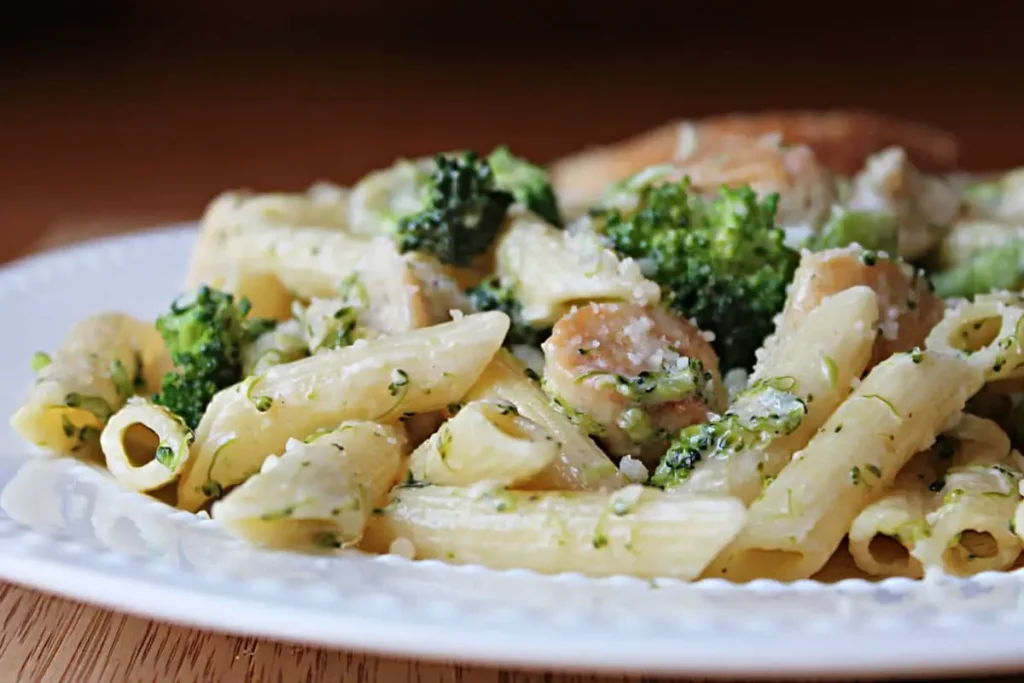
[550,111,958,210]
[846,146,964,260]
[554,122,837,239]
[542,302,725,463]
[694,110,959,175]
[781,245,943,369]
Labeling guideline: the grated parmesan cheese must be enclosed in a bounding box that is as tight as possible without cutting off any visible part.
[618,456,649,483]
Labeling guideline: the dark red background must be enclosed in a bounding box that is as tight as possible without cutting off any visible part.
[2,1,1022,258]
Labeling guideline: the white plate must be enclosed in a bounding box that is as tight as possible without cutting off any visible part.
[1,225,1024,678]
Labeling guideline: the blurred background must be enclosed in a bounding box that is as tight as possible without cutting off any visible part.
[1,1,1023,260]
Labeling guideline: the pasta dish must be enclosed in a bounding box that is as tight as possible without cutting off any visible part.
[13,110,1024,583]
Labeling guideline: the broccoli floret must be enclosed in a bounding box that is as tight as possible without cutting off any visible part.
[595,177,799,371]
[152,286,274,429]
[486,146,562,227]
[650,377,806,489]
[810,206,900,254]
[466,276,551,347]
[394,152,514,267]
[931,242,1024,299]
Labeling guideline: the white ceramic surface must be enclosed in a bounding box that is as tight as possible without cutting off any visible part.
[1,226,1024,678]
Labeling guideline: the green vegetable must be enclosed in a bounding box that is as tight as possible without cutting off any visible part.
[388,368,410,397]
[810,206,900,254]
[576,356,717,407]
[63,392,114,421]
[594,176,799,371]
[394,152,514,266]
[109,359,134,398]
[30,351,51,373]
[465,276,551,347]
[931,243,1024,299]
[321,273,368,350]
[486,146,562,227]
[650,377,806,488]
[152,285,275,430]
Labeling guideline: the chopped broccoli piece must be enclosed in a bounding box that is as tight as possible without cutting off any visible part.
[595,176,799,371]
[650,377,806,488]
[810,206,900,254]
[931,242,1024,299]
[466,276,551,347]
[30,351,52,373]
[575,356,717,407]
[486,146,562,227]
[152,285,274,429]
[394,152,514,266]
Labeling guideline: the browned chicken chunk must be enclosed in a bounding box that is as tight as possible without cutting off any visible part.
[781,245,944,369]
[542,302,726,463]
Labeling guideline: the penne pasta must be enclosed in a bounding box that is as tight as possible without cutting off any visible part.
[213,421,406,552]
[674,286,879,503]
[362,484,746,580]
[187,220,375,299]
[176,311,509,510]
[12,313,160,458]
[925,298,1024,381]
[464,350,625,491]
[407,400,559,487]
[100,397,194,492]
[912,416,1023,576]
[849,414,1022,578]
[347,157,433,237]
[847,448,942,579]
[705,349,984,582]
[494,217,660,327]
[186,186,351,288]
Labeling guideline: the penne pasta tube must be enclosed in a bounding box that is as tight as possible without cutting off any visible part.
[407,400,559,487]
[12,313,158,457]
[100,397,194,492]
[213,421,406,552]
[347,157,432,237]
[925,298,1024,381]
[187,221,375,299]
[464,350,625,491]
[177,311,509,510]
[494,217,660,327]
[913,417,1023,576]
[362,484,746,580]
[706,349,984,582]
[674,286,879,503]
[186,187,351,289]
[847,448,941,579]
